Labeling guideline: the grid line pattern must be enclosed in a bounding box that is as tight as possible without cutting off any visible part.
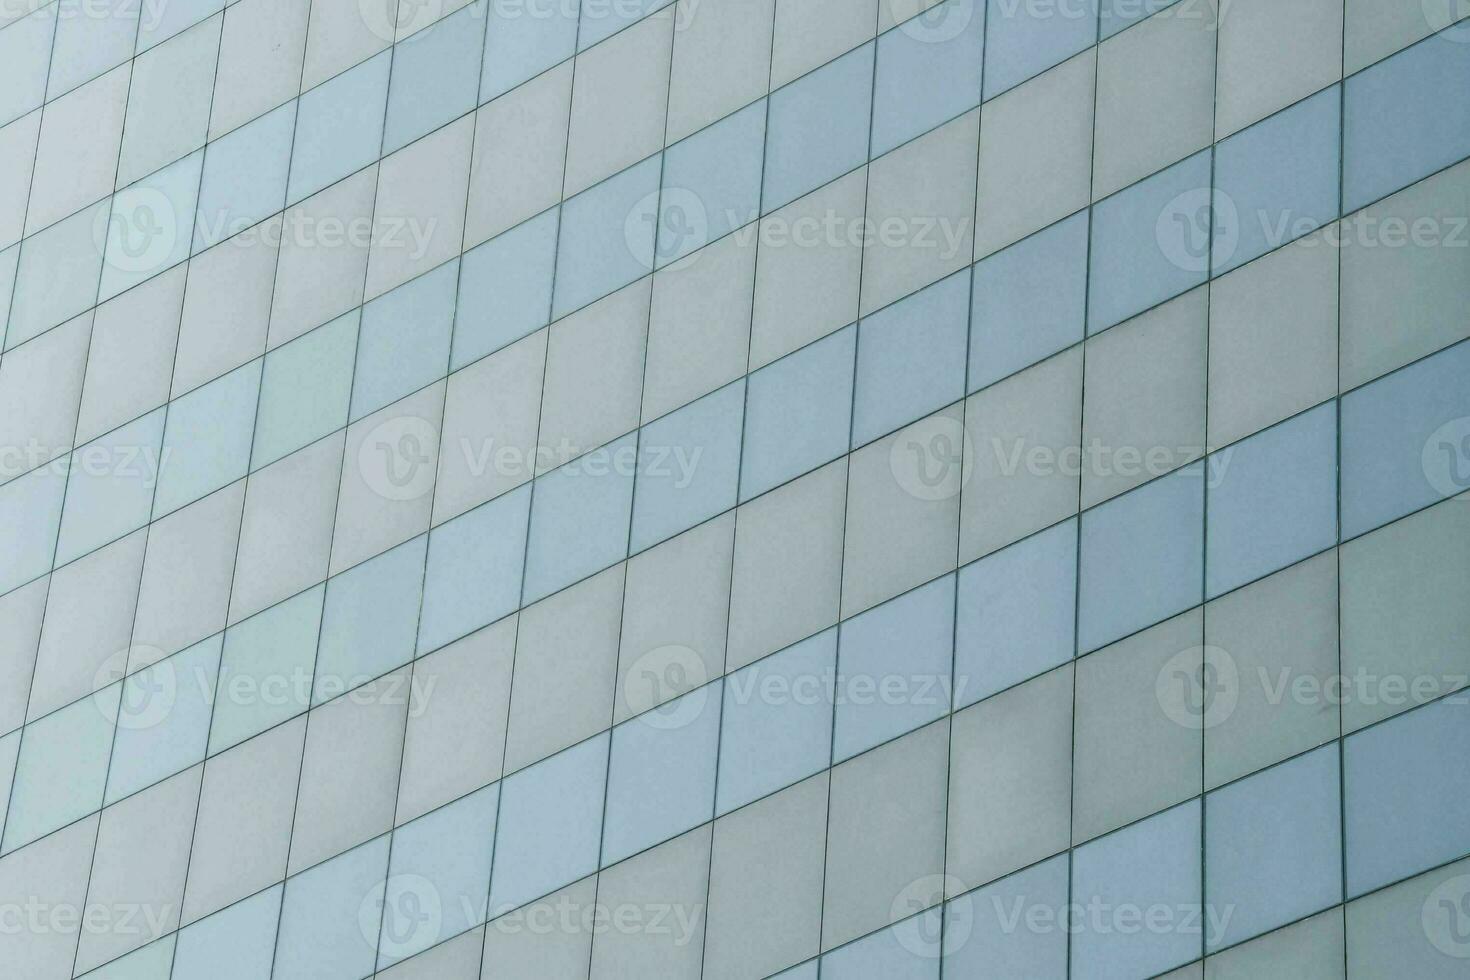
[0,0,1468,978]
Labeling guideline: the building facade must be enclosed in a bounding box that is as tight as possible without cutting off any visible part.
[1,0,1469,977]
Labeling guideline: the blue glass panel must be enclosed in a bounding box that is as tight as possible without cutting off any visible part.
[288,50,390,205]
[154,360,260,518]
[314,535,426,704]
[833,575,955,761]
[1205,744,1342,949]
[1078,462,1203,652]
[1212,85,1341,275]
[488,733,608,916]
[273,837,389,980]
[970,210,1089,391]
[483,0,577,101]
[1344,33,1470,213]
[822,910,942,979]
[1071,800,1201,980]
[630,380,744,552]
[251,311,358,470]
[523,432,636,602]
[1341,339,1470,539]
[1088,149,1212,334]
[353,259,458,420]
[717,629,836,814]
[955,517,1077,707]
[872,0,985,157]
[658,100,766,266]
[943,854,1070,976]
[194,101,295,252]
[383,1,486,154]
[377,784,498,966]
[0,463,67,595]
[854,269,969,446]
[1345,694,1470,897]
[171,884,281,980]
[105,636,221,803]
[602,682,721,864]
[763,42,874,212]
[740,325,855,501]
[984,0,1097,98]
[209,587,323,753]
[553,156,661,319]
[453,207,558,370]
[1206,403,1338,598]
[417,484,530,653]
[2,688,117,851]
